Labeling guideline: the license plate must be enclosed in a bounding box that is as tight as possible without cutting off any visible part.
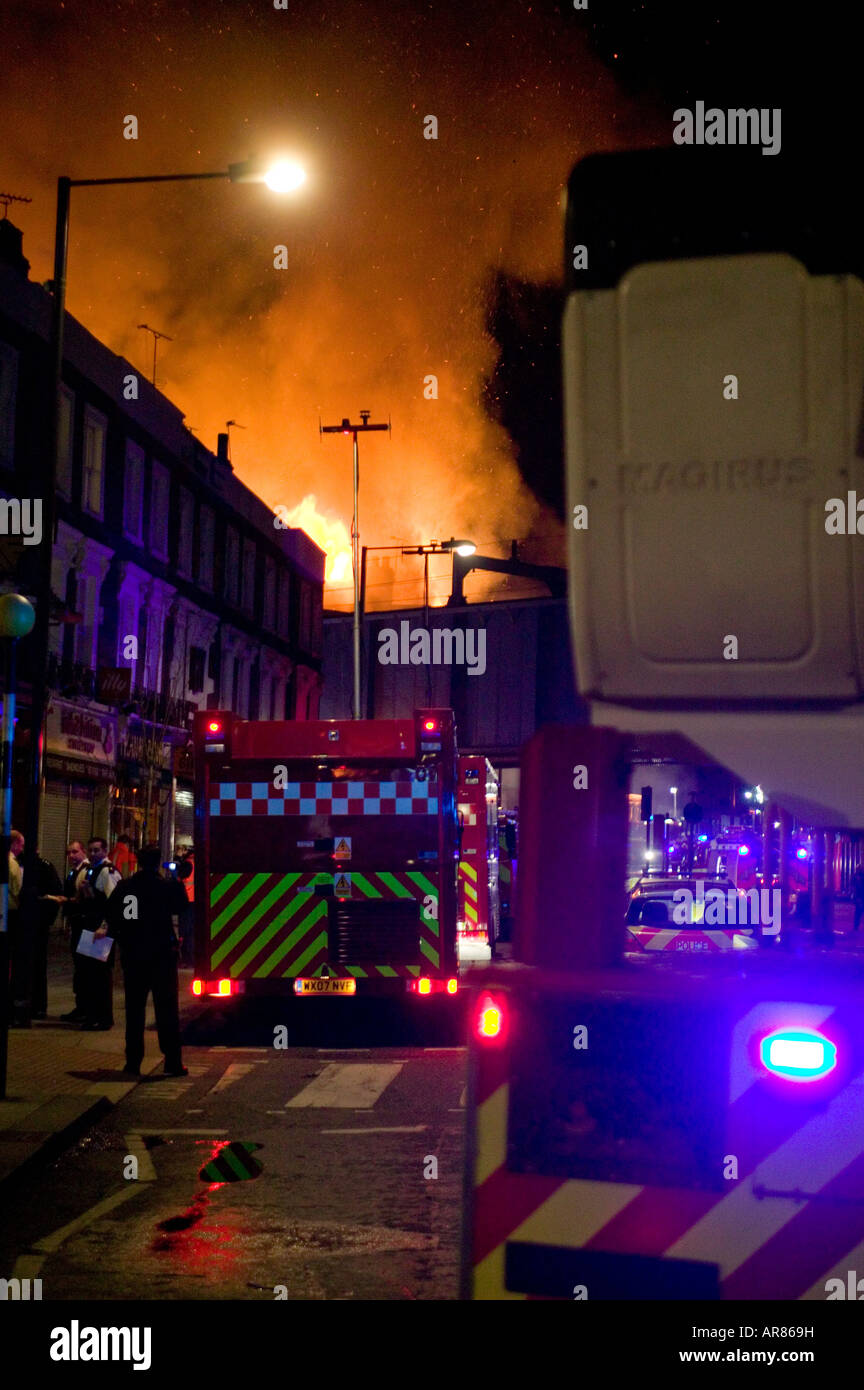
[294,977,357,996]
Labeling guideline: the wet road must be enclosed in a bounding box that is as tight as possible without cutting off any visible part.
[0,1001,467,1301]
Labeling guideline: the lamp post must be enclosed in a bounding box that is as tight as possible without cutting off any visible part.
[0,593,36,1097]
[321,412,391,718]
[25,155,306,900]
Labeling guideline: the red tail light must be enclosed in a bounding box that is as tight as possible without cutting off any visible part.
[206,719,223,735]
[407,976,459,997]
[423,718,438,732]
[191,977,238,998]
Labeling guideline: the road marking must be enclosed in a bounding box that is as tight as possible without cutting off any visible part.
[286,1062,402,1109]
[320,1125,428,1135]
[208,1062,256,1094]
[33,1186,142,1253]
[186,1108,204,1114]
[138,1081,194,1101]
[123,1133,157,1181]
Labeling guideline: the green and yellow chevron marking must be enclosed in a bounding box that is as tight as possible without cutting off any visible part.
[459,860,478,882]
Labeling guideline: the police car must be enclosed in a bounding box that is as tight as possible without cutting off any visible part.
[625,873,763,954]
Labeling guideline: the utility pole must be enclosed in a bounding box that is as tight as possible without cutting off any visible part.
[321,411,390,718]
[138,323,173,386]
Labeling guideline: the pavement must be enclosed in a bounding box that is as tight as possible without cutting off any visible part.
[0,929,196,1191]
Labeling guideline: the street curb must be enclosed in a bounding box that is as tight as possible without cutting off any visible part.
[0,1093,113,1197]
[0,1056,166,1197]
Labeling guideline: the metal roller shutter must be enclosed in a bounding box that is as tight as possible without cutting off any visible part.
[41,782,70,881]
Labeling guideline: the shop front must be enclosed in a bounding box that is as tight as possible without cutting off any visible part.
[42,697,117,879]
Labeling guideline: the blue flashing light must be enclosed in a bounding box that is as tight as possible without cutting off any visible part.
[760,1029,837,1081]
[697,834,708,843]
[738,845,750,856]
[796,847,808,861]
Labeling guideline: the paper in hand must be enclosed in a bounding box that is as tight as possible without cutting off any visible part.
[76,929,114,962]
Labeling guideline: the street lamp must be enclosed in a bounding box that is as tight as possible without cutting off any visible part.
[670,786,678,820]
[25,154,306,905]
[0,593,35,1096]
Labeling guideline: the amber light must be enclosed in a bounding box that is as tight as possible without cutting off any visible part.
[417,978,432,995]
[446,978,458,995]
[475,992,506,1042]
[192,979,203,996]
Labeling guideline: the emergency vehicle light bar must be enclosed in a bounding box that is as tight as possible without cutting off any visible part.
[759,1029,837,1081]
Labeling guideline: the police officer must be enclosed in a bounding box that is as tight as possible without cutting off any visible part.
[77,838,121,1030]
[98,842,188,1077]
[60,841,90,1023]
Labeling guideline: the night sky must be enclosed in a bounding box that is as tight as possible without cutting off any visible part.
[2,1,855,605]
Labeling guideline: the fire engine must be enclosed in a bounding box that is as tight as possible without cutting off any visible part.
[191,708,459,1002]
[456,756,500,952]
[462,145,864,1302]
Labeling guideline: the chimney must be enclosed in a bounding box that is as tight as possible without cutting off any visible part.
[0,220,30,279]
[216,432,233,470]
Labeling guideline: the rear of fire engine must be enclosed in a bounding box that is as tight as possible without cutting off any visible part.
[457,755,500,953]
[192,708,459,1002]
[462,147,864,1301]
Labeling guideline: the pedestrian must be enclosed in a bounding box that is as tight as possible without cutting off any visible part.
[175,846,195,966]
[852,863,864,932]
[75,837,121,1031]
[111,834,137,879]
[97,841,188,1077]
[30,849,64,1019]
[6,828,28,1027]
[59,841,91,1023]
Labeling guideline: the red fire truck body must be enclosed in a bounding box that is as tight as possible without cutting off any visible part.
[457,756,500,948]
[192,709,459,1000]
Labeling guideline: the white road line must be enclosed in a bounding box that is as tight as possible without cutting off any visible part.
[185,1108,204,1114]
[208,1062,256,1094]
[285,1062,402,1109]
[33,1186,142,1254]
[320,1125,428,1135]
[123,1133,157,1181]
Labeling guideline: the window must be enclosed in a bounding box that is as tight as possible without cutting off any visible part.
[241,538,256,614]
[0,342,18,468]
[232,655,241,712]
[123,441,144,541]
[198,506,214,589]
[137,606,148,688]
[57,387,75,498]
[177,487,194,576]
[277,570,292,640]
[263,556,276,630]
[188,646,206,694]
[82,407,106,517]
[150,462,170,559]
[299,582,313,648]
[224,527,240,605]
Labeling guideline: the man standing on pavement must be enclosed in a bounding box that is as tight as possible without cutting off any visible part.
[59,841,90,1023]
[30,849,63,1019]
[97,842,188,1077]
[76,838,121,1031]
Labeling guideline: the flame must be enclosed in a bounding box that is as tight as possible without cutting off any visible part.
[278,495,353,587]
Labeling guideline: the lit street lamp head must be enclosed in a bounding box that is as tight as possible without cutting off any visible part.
[228,156,306,191]
[445,538,477,557]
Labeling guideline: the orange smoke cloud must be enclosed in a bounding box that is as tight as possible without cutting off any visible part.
[2,3,663,606]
